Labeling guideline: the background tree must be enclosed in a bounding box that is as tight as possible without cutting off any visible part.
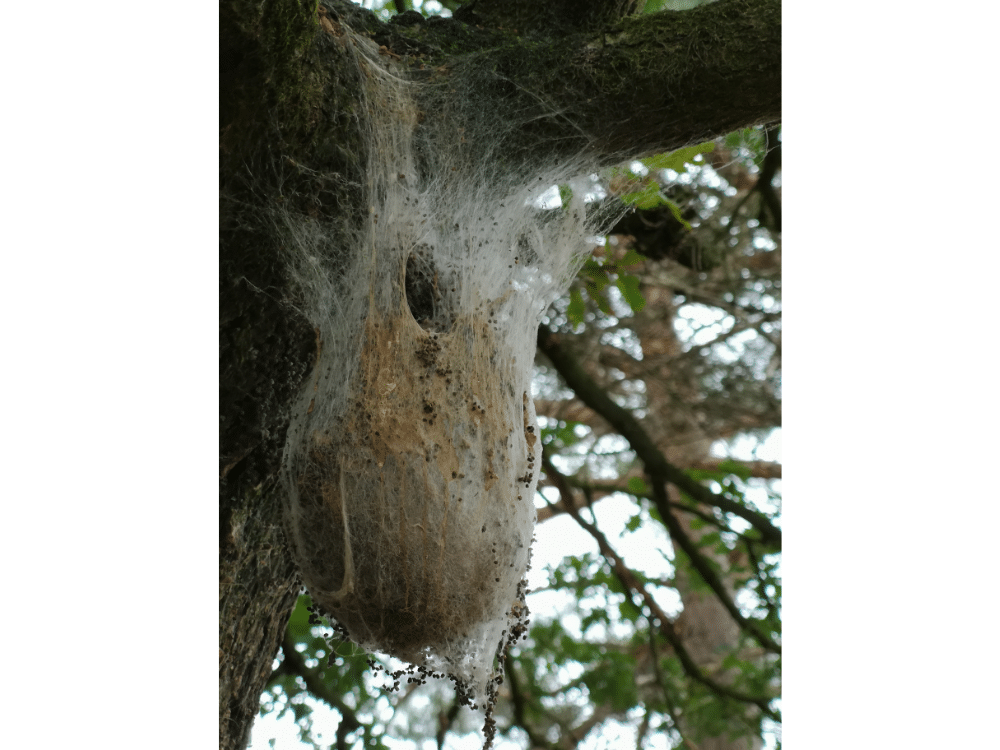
[220,1,780,748]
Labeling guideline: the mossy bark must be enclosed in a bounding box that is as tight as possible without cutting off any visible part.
[219,1,779,748]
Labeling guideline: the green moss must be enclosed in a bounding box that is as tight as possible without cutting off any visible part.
[221,0,328,168]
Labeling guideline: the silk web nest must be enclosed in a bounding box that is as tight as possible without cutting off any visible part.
[279,29,627,712]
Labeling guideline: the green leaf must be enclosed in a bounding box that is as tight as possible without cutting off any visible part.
[558,184,573,206]
[624,513,642,532]
[582,258,610,290]
[618,599,641,623]
[615,274,646,314]
[717,458,753,481]
[580,259,613,314]
[664,197,693,230]
[641,141,715,173]
[557,420,585,446]
[604,568,627,596]
[587,285,612,315]
[697,531,722,550]
[581,654,639,711]
[566,288,585,327]
[724,127,769,168]
[626,476,649,495]
[618,248,646,268]
[620,180,666,210]
[581,608,611,632]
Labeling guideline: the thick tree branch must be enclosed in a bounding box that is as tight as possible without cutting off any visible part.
[453,0,781,163]
[357,0,780,168]
[457,0,647,34]
[537,326,781,548]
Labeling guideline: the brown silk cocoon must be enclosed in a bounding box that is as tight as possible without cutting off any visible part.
[291,310,537,663]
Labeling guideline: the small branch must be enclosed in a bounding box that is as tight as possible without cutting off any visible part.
[536,497,568,522]
[691,315,781,361]
[755,125,781,232]
[436,699,460,750]
[635,710,651,750]
[688,459,781,480]
[668,499,732,532]
[558,467,779,505]
[280,634,362,750]
[648,477,780,654]
[537,326,781,548]
[645,627,693,750]
[744,539,780,622]
[566,705,615,748]
[506,662,562,750]
[540,452,778,720]
[647,625,670,709]
[538,476,765,550]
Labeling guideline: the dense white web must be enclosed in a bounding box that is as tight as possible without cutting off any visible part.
[279,29,627,713]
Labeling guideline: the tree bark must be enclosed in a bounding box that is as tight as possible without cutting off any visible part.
[219,1,780,748]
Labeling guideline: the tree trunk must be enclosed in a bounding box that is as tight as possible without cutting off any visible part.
[219,1,780,747]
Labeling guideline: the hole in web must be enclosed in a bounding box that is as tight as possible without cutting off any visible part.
[405,248,455,333]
